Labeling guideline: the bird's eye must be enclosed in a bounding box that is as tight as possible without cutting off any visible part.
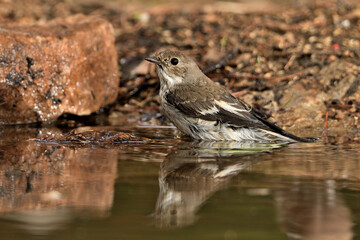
[170,58,179,65]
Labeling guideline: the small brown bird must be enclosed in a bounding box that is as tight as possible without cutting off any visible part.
[145,51,316,143]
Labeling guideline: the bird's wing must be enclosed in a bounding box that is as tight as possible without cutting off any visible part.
[164,84,267,129]
[164,84,317,142]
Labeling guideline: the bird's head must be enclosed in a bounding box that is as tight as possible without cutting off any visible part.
[145,51,203,87]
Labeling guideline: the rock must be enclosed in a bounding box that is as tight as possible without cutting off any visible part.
[0,14,119,124]
[319,61,360,100]
[270,60,360,139]
[271,79,327,135]
[36,130,151,144]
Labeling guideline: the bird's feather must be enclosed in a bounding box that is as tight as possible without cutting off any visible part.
[164,83,316,143]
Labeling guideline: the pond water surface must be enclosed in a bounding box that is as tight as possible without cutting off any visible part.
[0,118,359,240]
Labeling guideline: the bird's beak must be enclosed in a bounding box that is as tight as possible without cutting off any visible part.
[145,56,161,64]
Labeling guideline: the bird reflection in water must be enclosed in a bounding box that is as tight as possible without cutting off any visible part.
[153,141,283,228]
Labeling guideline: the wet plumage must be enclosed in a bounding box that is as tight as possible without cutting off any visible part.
[145,51,316,143]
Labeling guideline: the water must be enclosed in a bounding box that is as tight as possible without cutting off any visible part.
[0,121,360,240]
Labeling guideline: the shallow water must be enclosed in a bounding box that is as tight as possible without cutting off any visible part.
[0,122,360,240]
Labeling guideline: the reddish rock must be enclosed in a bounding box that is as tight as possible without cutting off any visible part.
[0,14,119,124]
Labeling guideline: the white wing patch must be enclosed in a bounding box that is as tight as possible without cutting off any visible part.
[214,100,249,114]
[200,105,218,115]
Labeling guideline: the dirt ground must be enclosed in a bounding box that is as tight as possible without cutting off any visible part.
[1,0,359,143]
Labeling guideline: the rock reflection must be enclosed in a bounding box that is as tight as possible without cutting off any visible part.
[154,141,282,228]
[0,136,117,235]
[276,181,353,240]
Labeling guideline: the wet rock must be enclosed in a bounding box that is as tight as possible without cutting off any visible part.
[0,14,119,124]
[36,130,150,145]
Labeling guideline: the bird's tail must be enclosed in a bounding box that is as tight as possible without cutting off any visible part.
[253,114,318,143]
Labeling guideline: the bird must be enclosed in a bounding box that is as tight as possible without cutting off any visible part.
[145,50,317,143]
